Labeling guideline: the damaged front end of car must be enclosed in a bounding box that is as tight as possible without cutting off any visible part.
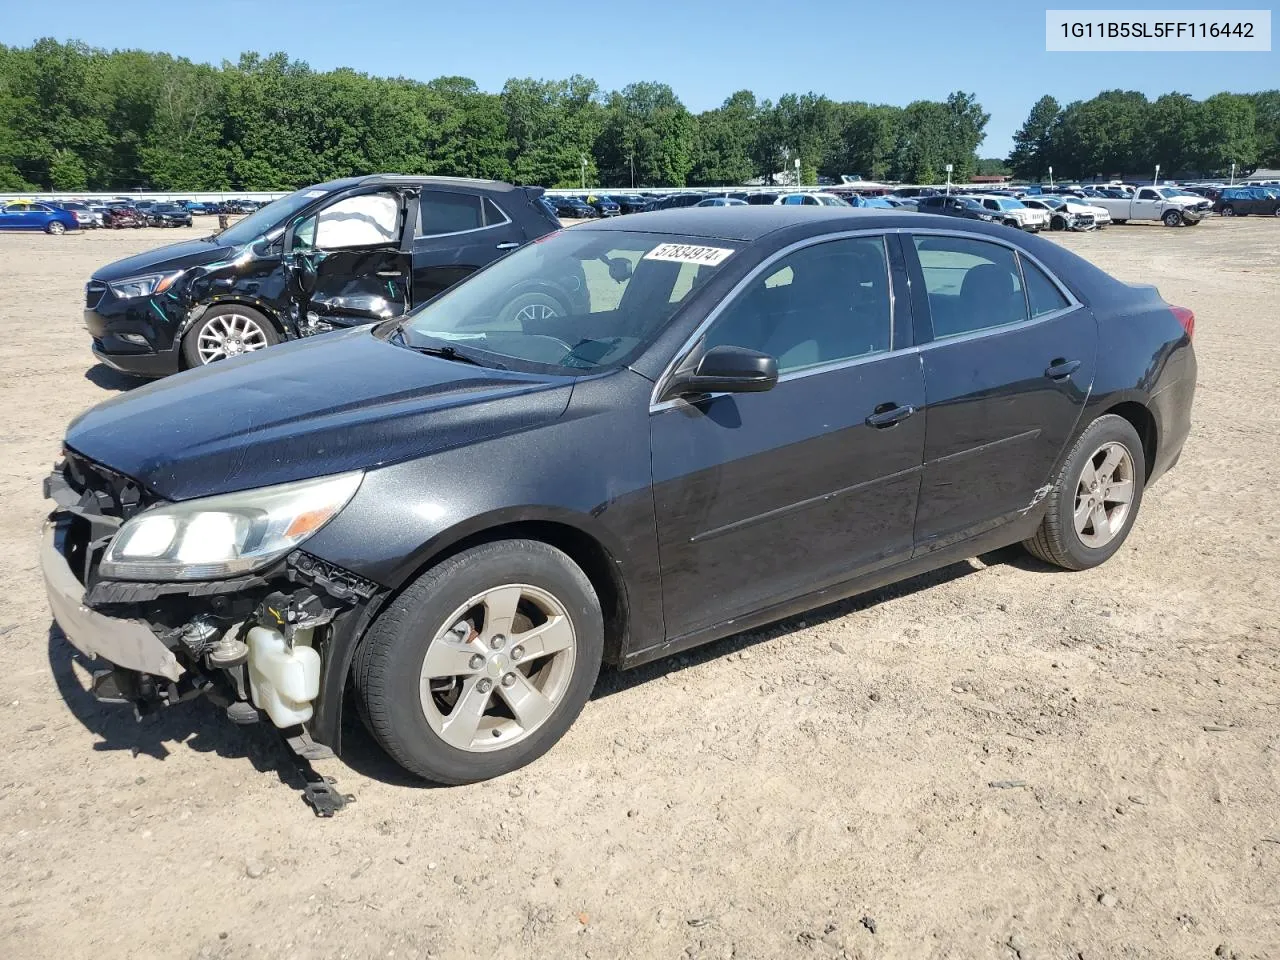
[41,450,379,763]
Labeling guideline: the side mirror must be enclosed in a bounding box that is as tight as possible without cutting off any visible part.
[661,345,778,401]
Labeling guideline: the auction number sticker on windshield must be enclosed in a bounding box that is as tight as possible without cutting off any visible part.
[643,243,735,266]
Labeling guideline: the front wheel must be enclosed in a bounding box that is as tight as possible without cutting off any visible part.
[181,304,279,367]
[1050,216,1066,231]
[1162,209,1183,227]
[45,221,66,235]
[1023,414,1146,570]
[1220,205,1235,217]
[354,540,604,784]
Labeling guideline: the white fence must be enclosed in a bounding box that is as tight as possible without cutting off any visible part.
[0,190,292,204]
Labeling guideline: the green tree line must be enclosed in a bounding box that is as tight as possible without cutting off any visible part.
[0,39,990,192]
[1008,89,1279,181]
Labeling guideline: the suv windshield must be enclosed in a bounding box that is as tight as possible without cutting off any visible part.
[995,198,1025,210]
[396,229,741,373]
[214,186,329,245]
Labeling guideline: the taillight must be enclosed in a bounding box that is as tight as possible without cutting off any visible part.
[1170,305,1195,339]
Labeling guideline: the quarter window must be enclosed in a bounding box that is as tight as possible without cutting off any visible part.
[702,237,892,374]
[483,198,509,226]
[912,235,1027,338]
[418,191,484,236]
[1021,257,1071,318]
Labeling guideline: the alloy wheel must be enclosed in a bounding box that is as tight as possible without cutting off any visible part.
[196,313,271,364]
[47,221,65,235]
[419,583,576,753]
[513,302,559,323]
[1074,441,1136,549]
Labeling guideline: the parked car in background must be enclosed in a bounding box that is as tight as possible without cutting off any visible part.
[0,200,80,234]
[101,205,147,229]
[653,194,707,210]
[44,206,1197,785]
[1022,196,1111,231]
[1213,186,1280,217]
[53,200,101,229]
[695,197,748,206]
[550,195,596,219]
[84,176,565,376]
[147,203,194,228]
[585,194,621,217]
[881,196,918,210]
[174,200,208,214]
[968,195,1050,232]
[1089,186,1211,226]
[607,194,651,214]
[915,195,1000,222]
[774,193,849,207]
[843,195,896,209]
[746,193,779,205]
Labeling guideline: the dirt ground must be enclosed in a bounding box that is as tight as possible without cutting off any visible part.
[1,217,1277,960]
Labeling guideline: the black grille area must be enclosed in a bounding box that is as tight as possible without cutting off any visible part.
[53,450,157,587]
[85,281,107,309]
[62,448,151,522]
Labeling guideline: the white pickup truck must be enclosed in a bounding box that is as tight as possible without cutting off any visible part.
[1088,186,1212,227]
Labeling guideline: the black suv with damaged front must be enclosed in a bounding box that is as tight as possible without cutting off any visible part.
[45,208,1196,787]
[84,175,562,377]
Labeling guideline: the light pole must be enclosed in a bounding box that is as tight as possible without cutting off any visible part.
[580,154,588,190]
[1048,165,1054,189]
[1230,161,1236,185]
[1154,163,1161,186]
[627,153,634,189]
[794,157,801,188]
[945,162,953,195]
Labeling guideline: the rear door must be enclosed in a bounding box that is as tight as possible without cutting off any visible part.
[289,188,414,327]
[411,189,525,305]
[905,231,1097,554]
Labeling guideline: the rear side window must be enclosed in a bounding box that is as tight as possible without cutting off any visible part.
[703,236,892,374]
[419,191,483,236]
[912,235,1027,339]
[1021,257,1071,318]
[483,198,509,226]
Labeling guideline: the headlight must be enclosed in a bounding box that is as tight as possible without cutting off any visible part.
[99,471,363,581]
[107,271,185,300]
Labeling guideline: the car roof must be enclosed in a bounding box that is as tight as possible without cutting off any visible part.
[311,174,522,194]
[575,207,926,242]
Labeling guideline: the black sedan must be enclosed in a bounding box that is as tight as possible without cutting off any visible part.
[915,195,1001,222]
[42,208,1196,786]
[147,203,193,227]
[550,195,595,219]
[607,194,651,214]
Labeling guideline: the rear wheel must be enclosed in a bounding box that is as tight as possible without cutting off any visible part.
[1221,205,1235,217]
[181,304,278,367]
[354,540,604,784]
[45,221,66,235]
[1024,414,1146,570]
[1162,209,1183,227]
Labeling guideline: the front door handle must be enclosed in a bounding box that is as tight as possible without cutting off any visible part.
[1045,358,1082,380]
[866,403,917,428]
[496,241,520,250]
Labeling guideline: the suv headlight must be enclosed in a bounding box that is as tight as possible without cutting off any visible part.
[107,271,185,300]
[99,471,364,581]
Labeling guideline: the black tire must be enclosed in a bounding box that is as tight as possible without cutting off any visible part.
[1113,219,1127,225]
[1221,205,1235,217]
[1050,216,1066,231]
[1162,209,1183,227]
[354,539,604,784]
[180,304,279,368]
[1024,414,1147,571]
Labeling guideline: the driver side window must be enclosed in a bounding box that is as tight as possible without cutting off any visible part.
[297,193,400,251]
[701,237,893,374]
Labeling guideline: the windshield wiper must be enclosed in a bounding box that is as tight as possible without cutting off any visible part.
[391,330,507,369]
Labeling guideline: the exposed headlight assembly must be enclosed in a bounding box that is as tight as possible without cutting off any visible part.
[99,471,364,581]
[107,271,185,300]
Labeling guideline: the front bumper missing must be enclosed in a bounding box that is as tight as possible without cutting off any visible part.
[41,523,183,682]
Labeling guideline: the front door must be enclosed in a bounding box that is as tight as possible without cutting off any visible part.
[411,189,527,306]
[651,234,926,640]
[904,232,1097,554]
[1132,187,1163,220]
[289,189,414,328]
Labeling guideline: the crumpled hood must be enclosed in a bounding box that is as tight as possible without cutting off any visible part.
[65,327,574,501]
[90,238,236,283]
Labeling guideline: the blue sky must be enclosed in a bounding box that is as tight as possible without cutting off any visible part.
[4,0,1276,157]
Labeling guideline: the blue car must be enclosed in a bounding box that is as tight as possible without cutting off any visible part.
[0,201,80,234]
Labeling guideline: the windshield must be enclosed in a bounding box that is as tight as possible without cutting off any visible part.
[214,186,329,245]
[995,198,1025,210]
[396,229,741,373]
[1155,187,1181,199]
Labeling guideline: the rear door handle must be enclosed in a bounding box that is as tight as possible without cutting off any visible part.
[496,241,520,250]
[866,403,917,428]
[1045,358,1081,380]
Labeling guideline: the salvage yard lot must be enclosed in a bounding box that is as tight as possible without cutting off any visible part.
[1,219,1278,959]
